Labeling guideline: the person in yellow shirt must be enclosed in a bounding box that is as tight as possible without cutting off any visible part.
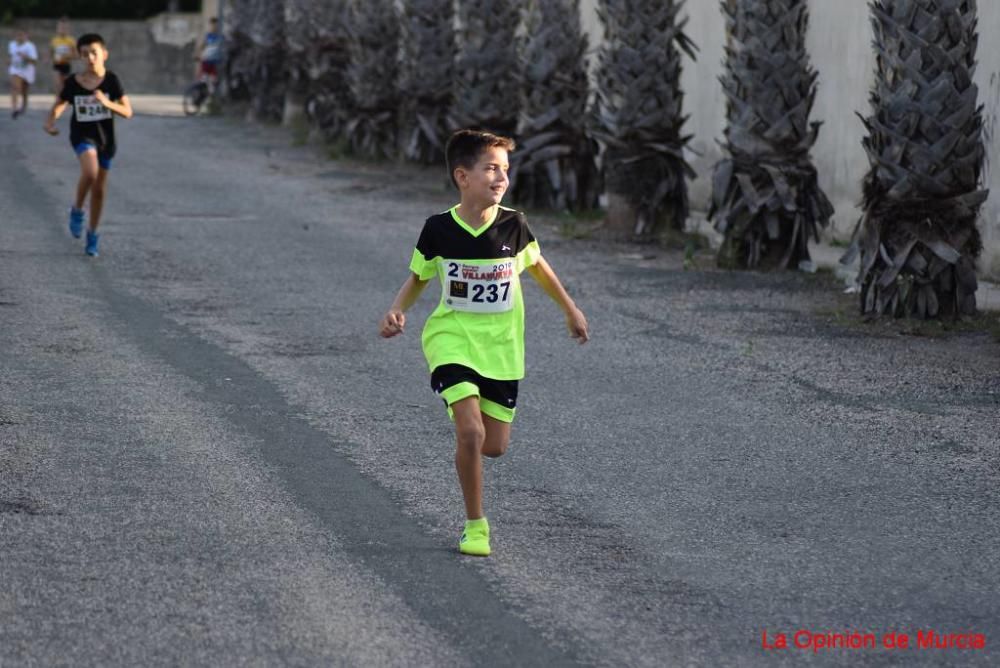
[50,17,76,94]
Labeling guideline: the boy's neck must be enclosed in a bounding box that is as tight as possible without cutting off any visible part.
[456,202,498,230]
[87,65,107,77]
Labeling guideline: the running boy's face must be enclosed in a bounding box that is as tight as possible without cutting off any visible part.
[454,146,510,207]
[79,43,108,72]
[57,20,69,35]
[15,30,27,43]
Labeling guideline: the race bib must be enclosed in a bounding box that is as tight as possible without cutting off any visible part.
[442,259,516,313]
[74,95,112,122]
[54,44,71,60]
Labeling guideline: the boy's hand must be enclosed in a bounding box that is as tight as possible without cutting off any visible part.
[43,122,59,136]
[566,307,589,344]
[93,90,110,107]
[379,310,406,338]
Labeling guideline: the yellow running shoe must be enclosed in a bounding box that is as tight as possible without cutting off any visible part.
[459,517,491,556]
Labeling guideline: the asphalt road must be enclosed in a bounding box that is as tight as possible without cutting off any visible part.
[2,104,999,667]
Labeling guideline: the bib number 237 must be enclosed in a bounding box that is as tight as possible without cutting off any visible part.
[444,259,515,313]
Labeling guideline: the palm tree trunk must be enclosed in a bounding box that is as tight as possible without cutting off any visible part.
[848,0,986,318]
[342,0,400,159]
[592,0,697,238]
[512,0,600,212]
[400,0,455,165]
[244,0,287,123]
[284,0,349,137]
[710,0,834,270]
[451,0,523,136]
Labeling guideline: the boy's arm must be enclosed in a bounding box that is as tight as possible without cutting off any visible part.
[380,273,430,338]
[94,91,133,119]
[43,99,69,135]
[526,256,590,344]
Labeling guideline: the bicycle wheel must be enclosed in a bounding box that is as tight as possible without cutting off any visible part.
[182,82,208,116]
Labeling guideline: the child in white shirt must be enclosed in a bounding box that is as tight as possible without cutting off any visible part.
[8,28,38,118]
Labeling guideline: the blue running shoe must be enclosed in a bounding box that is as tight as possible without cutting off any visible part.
[85,230,100,257]
[69,207,84,238]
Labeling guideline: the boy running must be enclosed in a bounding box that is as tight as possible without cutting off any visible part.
[43,33,132,257]
[379,130,589,557]
[50,18,77,94]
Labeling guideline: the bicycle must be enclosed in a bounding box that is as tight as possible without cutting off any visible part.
[182,74,216,116]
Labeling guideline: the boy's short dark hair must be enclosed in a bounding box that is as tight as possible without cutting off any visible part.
[77,33,106,50]
[445,129,516,189]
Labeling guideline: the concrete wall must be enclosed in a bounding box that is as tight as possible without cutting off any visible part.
[2,14,207,94]
[579,0,1000,278]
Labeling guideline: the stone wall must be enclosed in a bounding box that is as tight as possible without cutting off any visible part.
[2,13,208,95]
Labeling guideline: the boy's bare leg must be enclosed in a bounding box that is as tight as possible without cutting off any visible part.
[481,414,511,458]
[75,150,99,210]
[20,81,28,112]
[89,168,109,232]
[452,397,486,520]
[9,76,19,112]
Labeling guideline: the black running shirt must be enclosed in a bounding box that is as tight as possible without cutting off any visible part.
[59,71,125,157]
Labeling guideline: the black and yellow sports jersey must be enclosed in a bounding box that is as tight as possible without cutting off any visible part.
[409,205,541,380]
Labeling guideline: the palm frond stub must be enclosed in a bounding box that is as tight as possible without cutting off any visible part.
[512,0,600,211]
[592,0,697,237]
[400,0,456,165]
[710,0,834,270]
[846,0,987,319]
[452,0,524,136]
